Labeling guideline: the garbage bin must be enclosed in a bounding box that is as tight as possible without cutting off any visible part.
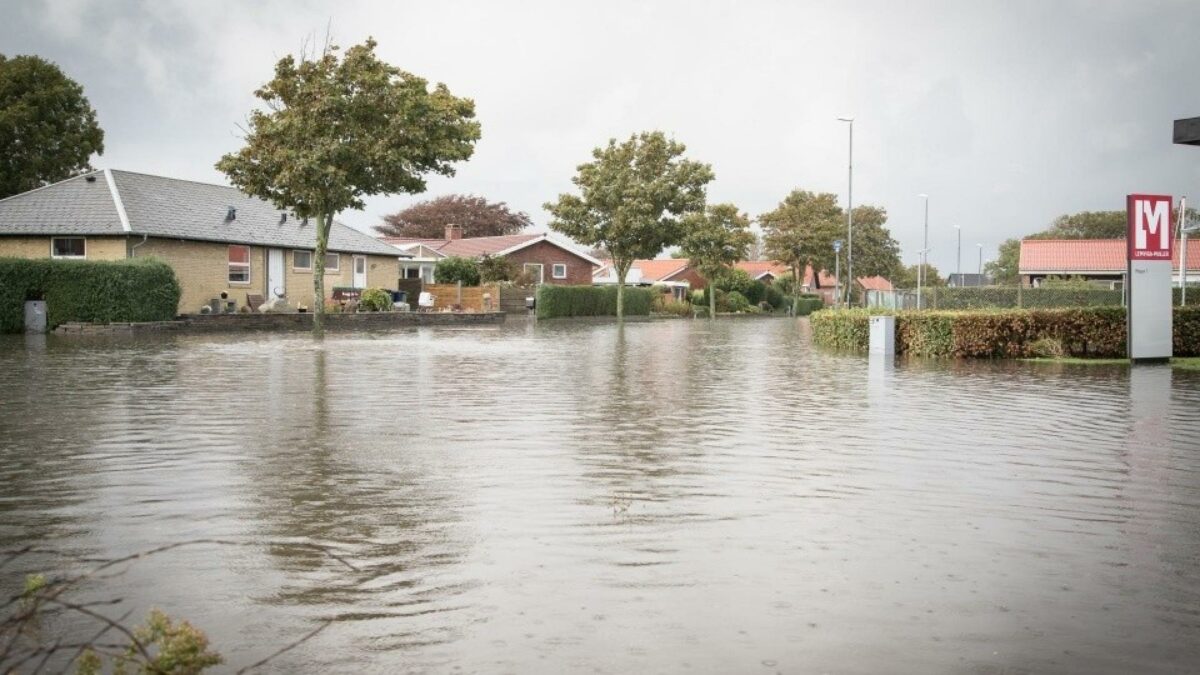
[24,301,47,334]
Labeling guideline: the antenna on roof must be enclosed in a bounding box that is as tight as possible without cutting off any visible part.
[280,212,288,224]
[226,206,237,221]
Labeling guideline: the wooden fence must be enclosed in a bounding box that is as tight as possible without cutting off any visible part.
[422,283,501,312]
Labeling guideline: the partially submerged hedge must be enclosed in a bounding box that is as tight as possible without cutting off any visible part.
[914,286,1194,310]
[536,285,655,319]
[0,257,181,332]
[811,307,1200,358]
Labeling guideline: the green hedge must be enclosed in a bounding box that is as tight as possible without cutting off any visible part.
[917,286,1195,310]
[794,295,824,316]
[811,307,1200,358]
[536,285,655,319]
[0,257,181,332]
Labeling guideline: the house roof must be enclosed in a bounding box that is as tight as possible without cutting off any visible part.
[734,261,790,280]
[593,258,693,282]
[0,169,405,257]
[1019,238,1200,273]
[856,275,894,291]
[381,232,601,265]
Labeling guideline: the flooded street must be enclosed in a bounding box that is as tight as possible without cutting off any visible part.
[2,317,1199,673]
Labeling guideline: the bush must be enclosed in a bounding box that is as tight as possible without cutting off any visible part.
[725,290,750,312]
[764,285,785,310]
[794,294,824,316]
[0,257,181,332]
[478,254,515,283]
[810,307,1200,358]
[434,256,481,285]
[358,288,393,312]
[653,295,693,317]
[536,285,655,319]
[713,268,755,296]
[1029,337,1065,358]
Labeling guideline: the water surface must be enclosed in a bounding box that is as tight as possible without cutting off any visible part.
[2,318,1199,673]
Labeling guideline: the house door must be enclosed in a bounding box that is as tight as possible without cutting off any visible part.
[353,255,368,289]
[267,248,285,299]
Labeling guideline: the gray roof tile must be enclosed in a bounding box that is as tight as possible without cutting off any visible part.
[0,169,405,258]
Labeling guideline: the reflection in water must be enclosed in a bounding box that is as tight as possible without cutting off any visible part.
[1,320,1199,673]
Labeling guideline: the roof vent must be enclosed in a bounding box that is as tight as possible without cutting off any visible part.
[279,212,288,224]
[85,175,97,183]
[226,206,237,221]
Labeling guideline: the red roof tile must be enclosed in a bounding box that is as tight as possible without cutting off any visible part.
[856,276,894,291]
[735,261,790,279]
[381,233,599,264]
[1019,238,1200,272]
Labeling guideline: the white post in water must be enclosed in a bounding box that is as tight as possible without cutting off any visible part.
[869,315,895,357]
[1127,193,1174,363]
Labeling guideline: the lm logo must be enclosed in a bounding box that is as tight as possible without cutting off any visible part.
[1127,194,1173,260]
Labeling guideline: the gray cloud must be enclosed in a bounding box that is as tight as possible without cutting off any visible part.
[4,0,1198,274]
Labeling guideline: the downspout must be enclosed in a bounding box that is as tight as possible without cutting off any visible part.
[130,233,148,257]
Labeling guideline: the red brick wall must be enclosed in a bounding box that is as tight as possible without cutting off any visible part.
[503,240,595,285]
[669,267,707,290]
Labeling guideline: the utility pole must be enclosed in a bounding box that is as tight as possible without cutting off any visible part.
[917,194,929,308]
[838,117,854,306]
[955,225,961,286]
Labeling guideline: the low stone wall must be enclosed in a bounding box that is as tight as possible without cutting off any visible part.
[52,311,505,335]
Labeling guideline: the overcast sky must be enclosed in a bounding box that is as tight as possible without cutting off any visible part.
[5,0,1199,273]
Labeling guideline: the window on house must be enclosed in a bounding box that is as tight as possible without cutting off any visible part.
[404,267,421,279]
[293,250,312,271]
[228,245,250,283]
[552,263,567,279]
[324,253,340,272]
[524,263,544,284]
[51,237,86,259]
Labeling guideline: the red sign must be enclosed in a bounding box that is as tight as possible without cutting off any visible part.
[1127,194,1173,260]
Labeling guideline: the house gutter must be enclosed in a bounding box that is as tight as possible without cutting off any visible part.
[130,233,148,257]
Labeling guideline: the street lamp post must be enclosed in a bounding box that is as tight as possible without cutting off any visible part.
[954,225,961,287]
[838,117,854,305]
[917,194,929,307]
[977,243,984,285]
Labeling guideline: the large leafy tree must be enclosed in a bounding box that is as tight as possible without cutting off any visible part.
[217,38,480,332]
[760,190,843,306]
[893,263,945,289]
[375,194,531,238]
[0,54,104,198]
[544,131,713,317]
[840,205,902,301]
[679,203,754,319]
[1034,210,1126,239]
[986,238,1021,285]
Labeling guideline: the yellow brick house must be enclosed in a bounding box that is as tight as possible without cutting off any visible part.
[0,169,407,314]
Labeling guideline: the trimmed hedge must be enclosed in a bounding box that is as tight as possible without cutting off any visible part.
[811,307,1200,358]
[917,286,1194,310]
[794,295,824,316]
[0,257,181,333]
[536,285,655,319]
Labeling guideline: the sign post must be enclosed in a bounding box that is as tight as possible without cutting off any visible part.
[833,239,843,308]
[1126,194,1174,362]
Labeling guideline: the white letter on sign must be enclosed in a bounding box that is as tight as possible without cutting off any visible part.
[1137,199,1169,251]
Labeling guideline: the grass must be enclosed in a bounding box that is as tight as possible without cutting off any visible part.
[1022,356,1200,370]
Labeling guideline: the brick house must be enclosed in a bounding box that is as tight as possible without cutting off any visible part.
[593,259,702,299]
[382,226,600,285]
[0,169,405,314]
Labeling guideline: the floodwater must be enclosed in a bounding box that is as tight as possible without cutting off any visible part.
[2,318,1199,674]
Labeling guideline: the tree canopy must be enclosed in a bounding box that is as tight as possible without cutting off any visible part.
[679,203,754,318]
[434,256,481,285]
[893,263,945,288]
[0,54,104,198]
[544,131,713,317]
[375,194,531,238]
[1031,211,1126,240]
[986,238,1022,285]
[216,38,480,330]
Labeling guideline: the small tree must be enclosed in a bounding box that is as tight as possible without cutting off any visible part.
[477,253,515,283]
[544,131,713,318]
[434,256,481,285]
[375,194,532,238]
[680,204,753,319]
[0,54,105,198]
[217,38,480,332]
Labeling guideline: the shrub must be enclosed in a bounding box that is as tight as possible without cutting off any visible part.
[809,307,1200,358]
[358,288,393,312]
[690,289,705,305]
[536,285,655,319]
[1029,337,1065,358]
[0,257,181,333]
[713,268,755,296]
[434,256,481,285]
[478,254,515,283]
[653,296,693,317]
[794,294,824,316]
[764,285,785,310]
[725,291,750,312]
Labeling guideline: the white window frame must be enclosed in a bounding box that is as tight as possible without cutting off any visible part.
[293,250,313,272]
[551,263,567,279]
[324,252,340,273]
[524,263,544,284]
[50,237,86,259]
[228,244,251,285]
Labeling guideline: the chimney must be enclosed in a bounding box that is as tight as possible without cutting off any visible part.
[445,224,463,240]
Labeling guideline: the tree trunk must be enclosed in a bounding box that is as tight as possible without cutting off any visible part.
[313,212,332,335]
[615,259,631,319]
[709,280,716,319]
[792,264,802,316]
